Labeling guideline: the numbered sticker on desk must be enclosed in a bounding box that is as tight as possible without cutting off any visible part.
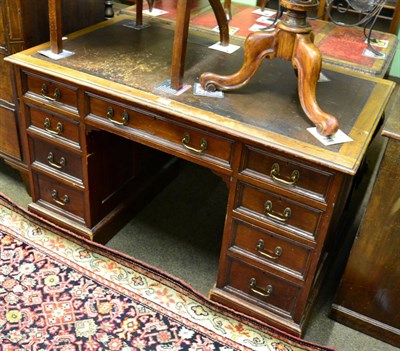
[256,16,275,25]
[249,23,276,32]
[252,8,277,17]
[143,8,168,16]
[362,48,386,60]
[307,127,353,145]
[209,42,241,54]
[365,38,389,48]
[212,25,239,35]
[193,83,224,98]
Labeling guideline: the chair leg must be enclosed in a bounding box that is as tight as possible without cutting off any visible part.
[135,0,143,25]
[170,0,192,90]
[260,0,268,11]
[147,0,155,12]
[208,0,230,45]
[224,0,232,21]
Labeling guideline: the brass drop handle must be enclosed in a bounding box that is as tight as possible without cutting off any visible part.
[44,117,63,136]
[270,163,299,186]
[264,200,291,222]
[256,239,282,259]
[106,106,129,126]
[182,133,208,154]
[249,278,273,298]
[41,83,61,102]
[47,152,66,169]
[51,189,69,206]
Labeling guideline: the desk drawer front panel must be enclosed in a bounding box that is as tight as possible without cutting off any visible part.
[241,147,333,201]
[33,172,85,221]
[28,106,81,147]
[23,71,79,112]
[236,183,323,239]
[30,137,83,181]
[87,94,233,167]
[225,259,301,317]
[231,220,312,279]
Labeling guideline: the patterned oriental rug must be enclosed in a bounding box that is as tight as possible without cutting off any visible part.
[0,193,336,351]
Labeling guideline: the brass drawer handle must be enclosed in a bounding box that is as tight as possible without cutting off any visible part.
[51,189,69,206]
[44,117,63,136]
[270,163,299,186]
[264,200,291,222]
[182,133,208,154]
[249,278,273,298]
[41,83,61,102]
[47,152,66,169]
[106,106,129,126]
[256,239,282,259]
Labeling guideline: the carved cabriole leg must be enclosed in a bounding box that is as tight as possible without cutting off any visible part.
[293,34,339,136]
[200,29,278,91]
[200,2,340,136]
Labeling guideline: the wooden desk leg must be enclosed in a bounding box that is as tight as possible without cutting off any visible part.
[260,0,269,11]
[209,0,230,46]
[48,0,63,54]
[294,34,339,136]
[170,0,192,90]
[200,27,339,136]
[223,0,232,21]
[148,0,155,11]
[200,30,277,91]
[135,0,143,26]
[169,0,229,90]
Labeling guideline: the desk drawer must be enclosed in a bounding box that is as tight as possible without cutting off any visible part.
[27,106,81,147]
[241,146,334,202]
[236,182,323,240]
[33,172,85,222]
[231,220,312,279]
[225,259,301,317]
[86,94,234,168]
[30,137,83,181]
[23,71,79,113]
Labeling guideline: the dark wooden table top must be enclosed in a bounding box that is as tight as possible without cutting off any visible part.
[7,15,395,174]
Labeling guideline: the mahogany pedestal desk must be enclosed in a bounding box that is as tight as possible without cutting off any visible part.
[5,16,395,336]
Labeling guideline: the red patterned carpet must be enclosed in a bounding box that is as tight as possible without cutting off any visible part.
[0,193,335,351]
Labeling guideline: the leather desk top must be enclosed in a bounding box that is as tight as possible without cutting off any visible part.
[6,15,395,174]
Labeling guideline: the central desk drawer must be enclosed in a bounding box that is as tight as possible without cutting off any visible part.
[236,182,323,240]
[86,93,234,168]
